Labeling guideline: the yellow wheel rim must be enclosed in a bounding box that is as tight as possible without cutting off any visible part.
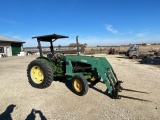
[31,66,44,84]
[90,77,96,82]
[73,79,82,92]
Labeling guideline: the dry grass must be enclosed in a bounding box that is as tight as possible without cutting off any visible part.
[85,45,160,54]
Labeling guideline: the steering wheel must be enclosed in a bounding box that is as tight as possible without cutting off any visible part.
[55,53,65,60]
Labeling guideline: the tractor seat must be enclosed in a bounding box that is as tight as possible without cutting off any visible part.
[47,53,57,63]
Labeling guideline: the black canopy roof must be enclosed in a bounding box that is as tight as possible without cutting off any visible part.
[32,34,69,42]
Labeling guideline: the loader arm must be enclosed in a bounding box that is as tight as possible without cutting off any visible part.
[65,55,123,99]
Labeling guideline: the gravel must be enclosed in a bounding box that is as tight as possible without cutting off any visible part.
[0,54,159,120]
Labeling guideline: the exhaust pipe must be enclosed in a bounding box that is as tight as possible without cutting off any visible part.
[76,36,79,55]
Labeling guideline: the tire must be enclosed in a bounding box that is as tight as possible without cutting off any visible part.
[27,59,53,89]
[72,74,88,96]
[132,55,137,59]
[90,76,101,85]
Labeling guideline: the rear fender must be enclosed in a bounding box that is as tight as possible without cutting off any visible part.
[36,57,56,71]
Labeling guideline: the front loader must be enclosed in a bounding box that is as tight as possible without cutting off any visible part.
[27,34,123,99]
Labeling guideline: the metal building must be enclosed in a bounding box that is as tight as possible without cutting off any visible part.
[0,35,25,57]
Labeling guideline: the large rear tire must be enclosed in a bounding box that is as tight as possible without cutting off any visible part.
[27,59,53,89]
[72,74,88,96]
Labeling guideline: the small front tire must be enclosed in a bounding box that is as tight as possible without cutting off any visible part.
[132,55,137,59]
[72,74,88,96]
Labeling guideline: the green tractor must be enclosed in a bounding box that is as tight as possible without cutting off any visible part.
[27,34,123,99]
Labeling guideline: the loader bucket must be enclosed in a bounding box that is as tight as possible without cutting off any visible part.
[93,57,123,98]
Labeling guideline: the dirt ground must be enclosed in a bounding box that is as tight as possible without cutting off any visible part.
[0,54,160,120]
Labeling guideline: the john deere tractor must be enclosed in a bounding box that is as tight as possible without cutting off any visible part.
[27,34,123,99]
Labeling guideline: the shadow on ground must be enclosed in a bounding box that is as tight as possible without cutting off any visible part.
[89,83,112,98]
[54,77,151,102]
[54,77,112,98]
[116,56,130,59]
[54,77,73,93]
[25,109,47,120]
[0,104,16,120]
[0,104,47,120]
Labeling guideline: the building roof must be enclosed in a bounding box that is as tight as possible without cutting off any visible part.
[0,35,25,43]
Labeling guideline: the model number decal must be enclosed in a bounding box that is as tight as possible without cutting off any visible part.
[81,59,87,63]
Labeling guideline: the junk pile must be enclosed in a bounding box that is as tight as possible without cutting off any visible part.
[108,47,118,54]
[141,51,160,65]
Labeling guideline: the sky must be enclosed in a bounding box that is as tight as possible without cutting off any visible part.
[0,0,160,47]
